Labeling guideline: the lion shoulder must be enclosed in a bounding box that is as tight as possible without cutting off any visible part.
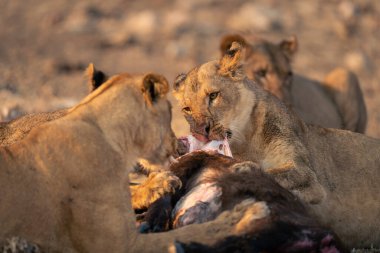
[0,109,68,146]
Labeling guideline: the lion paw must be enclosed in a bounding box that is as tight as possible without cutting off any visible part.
[148,171,182,195]
[132,171,182,209]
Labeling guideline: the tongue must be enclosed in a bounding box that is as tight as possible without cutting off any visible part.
[179,134,233,158]
[192,133,210,143]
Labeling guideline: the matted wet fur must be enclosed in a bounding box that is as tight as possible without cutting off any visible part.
[0,70,271,253]
[220,34,367,132]
[0,63,107,146]
[141,152,346,253]
[173,42,380,248]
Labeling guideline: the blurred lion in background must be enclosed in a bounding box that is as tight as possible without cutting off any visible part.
[220,34,367,133]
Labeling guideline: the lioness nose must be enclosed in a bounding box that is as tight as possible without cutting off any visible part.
[205,124,210,135]
[194,123,210,136]
[197,123,210,136]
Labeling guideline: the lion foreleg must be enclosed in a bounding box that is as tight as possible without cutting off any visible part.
[130,171,181,210]
[266,162,326,204]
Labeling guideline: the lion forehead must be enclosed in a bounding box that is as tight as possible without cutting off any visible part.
[248,43,290,75]
[197,61,219,82]
[184,61,220,93]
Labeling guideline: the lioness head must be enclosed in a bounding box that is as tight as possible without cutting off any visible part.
[173,42,258,145]
[137,73,178,166]
[117,73,176,167]
[220,34,297,103]
[78,68,177,166]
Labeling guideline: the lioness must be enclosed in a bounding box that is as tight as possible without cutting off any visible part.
[220,34,367,133]
[0,64,182,213]
[0,70,266,252]
[173,42,380,248]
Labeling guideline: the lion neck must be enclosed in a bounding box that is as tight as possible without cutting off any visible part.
[231,82,307,170]
[68,84,148,164]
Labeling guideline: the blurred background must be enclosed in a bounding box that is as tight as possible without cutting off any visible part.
[0,0,379,137]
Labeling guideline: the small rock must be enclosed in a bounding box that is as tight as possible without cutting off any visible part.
[63,3,101,33]
[100,10,159,48]
[162,10,191,36]
[333,19,356,39]
[344,51,371,72]
[0,83,18,94]
[165,41,188,59]
[338,1,358,21]
[1,105,25,122]
[124,11,158,38]
[334,1,360,39]
[226,3,282,32]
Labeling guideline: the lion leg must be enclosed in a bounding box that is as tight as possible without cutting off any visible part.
[66,185,136,253]
[130,171,181,210]
[266,162,326,204]
[322,67,367,133]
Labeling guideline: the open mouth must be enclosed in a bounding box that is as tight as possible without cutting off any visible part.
[192,132,210,143]
[179,134,233,158]
[190,126,232,144]
[192,130,231,142]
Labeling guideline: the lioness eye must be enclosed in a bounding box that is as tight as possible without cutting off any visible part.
[209,92,219,101]
[255,69,267,78]
[182,107,192,114]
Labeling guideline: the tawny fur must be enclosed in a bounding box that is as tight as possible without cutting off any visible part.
[174,43,380,248]
[0,71,267,253]
[131,171,181,210]
[220,34,367,132]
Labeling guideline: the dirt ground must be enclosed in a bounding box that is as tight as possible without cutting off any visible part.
[1,1,379,251]
[1,0,379,138]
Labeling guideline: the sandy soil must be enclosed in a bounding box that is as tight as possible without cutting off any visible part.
[1,0,379,138]
[1,1,379,251]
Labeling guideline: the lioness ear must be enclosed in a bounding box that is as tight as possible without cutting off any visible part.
[173,73,187,92]
[220,34,247,56]
[141,73,169,105]
[278,35,298,60]
[219,41,245,79]
[85,63,108,92]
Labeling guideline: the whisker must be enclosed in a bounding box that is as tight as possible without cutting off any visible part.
[229,123,245,143]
